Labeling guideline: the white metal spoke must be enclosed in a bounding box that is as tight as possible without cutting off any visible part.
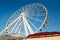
[23,17,29,36]
[18,22,23,33]
[27,18,37,30]
[30,7,35,15]
[35,6,45,16]
[39,13,45,16]
[0,16,21,35]
[23,17,34,34]
[10,16,21,33]
[27,16,42,22]
[34,7,40,15]
[28,7,45,17]
[28,13,45,18]
[10,19,20,33]
[17,11,21,14]
[14,21,22,33]
[8,16,21,28]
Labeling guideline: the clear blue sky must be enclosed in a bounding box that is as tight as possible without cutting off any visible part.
[0,0,60,32]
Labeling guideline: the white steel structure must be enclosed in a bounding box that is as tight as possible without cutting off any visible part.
[0,3,48,36]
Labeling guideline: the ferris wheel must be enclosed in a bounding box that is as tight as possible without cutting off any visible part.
[0,3,48,36]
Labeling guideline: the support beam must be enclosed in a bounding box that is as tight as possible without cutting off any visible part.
[23,17,34,34]
[23,17,28,36]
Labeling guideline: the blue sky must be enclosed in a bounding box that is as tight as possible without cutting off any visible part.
[0,0,60,32]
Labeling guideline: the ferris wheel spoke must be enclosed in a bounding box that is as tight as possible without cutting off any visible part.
[26,18,38,30]
[28,7,38,17]
[10,17,21,33]
[27,10,45,17]
[23,17,29,36]
[36,13,45,17]
[34,7,45,16]
[28,13,45,17]
[29,8,35,15]
[14,21,22,33]
[0,16,22,35]
[16,11,21,15]
[18,21,23,33]
[34,7,40,14]
[10,21,19,33]
[7,15,21,28]
[26,16,43,23]
[23,17,34,34]
[27,14,36,17]
[26,8,35,16]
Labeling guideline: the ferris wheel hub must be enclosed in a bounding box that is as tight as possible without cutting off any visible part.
[21,13,24,15]
[21,13,25,17]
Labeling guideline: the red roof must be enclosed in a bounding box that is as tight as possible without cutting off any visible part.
[27,32,60,38]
